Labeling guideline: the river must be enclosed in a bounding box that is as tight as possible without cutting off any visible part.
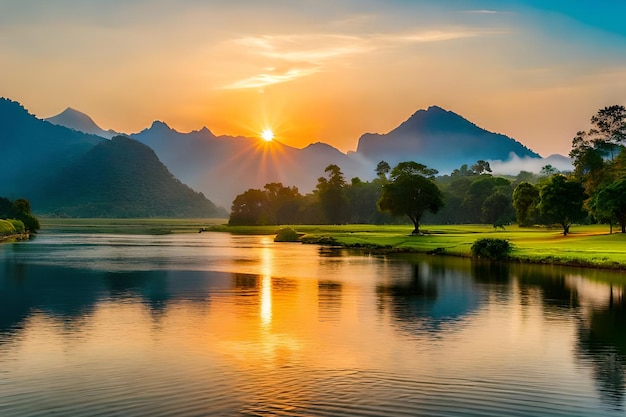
[1,231,625,416]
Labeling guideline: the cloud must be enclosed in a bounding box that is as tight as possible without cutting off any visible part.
[221,67,321,89]
[489,153,573,175]
[461,10,500,15]
[223,28,499,89]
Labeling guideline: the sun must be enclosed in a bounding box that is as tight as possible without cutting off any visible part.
[261,129,274,142]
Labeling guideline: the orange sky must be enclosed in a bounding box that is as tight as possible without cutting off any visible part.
[2,1,626,157]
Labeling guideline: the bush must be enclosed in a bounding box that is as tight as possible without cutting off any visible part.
[274,227,301,242]
[471,238,512,260]
[8,219,25,233]
[0,219,16,236]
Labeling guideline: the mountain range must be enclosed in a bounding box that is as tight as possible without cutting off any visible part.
[1,97,570,215]
[0,98,225,218]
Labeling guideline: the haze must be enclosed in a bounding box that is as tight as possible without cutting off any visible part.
[2,0,625,156]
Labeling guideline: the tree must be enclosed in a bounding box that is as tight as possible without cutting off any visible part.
[228,188,268,225]
[462,176,511,222]
[316,164,348,224]
[0,197,40,232]
[482,191,514,228]
[570,105,626,193]
[512,182,540,226]
[377,161,443,235]
[539,175,587,236]
[471,160,492,175]
[593,179,626,233]
[375,160,391,181]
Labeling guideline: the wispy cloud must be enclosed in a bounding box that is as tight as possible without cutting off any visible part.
[222,67,320,89]
[234,34,371,62]
[223,28,500,89]
[462,10,500,14]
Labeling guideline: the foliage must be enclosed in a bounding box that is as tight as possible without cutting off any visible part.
[274,227,301,242]
[0,219,17,236]
[461,175,511,222]
[592,179,626,233]
[570,105,626,195]
[377,161,443,234]
[481,191,514,228]
[512,182,540,226]
[39,136,224,218]
[539,174,587,236]
[471,238,512,259]
[316,164,348,224]
[0,196,40,232]
[8,219,25,233]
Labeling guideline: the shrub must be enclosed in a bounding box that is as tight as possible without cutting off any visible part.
[274,227,301,242]
[471,238,512,260]
[8,219,25,233]
[0,219,16,236]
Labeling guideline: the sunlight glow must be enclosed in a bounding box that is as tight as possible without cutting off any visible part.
[261,129,274,142]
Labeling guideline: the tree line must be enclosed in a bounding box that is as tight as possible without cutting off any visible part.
[229,105,626,235]
[0,197,40,234]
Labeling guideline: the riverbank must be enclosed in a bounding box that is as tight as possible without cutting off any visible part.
[0,233,30,243]
[218,224,626,270]
[37,219,626,270]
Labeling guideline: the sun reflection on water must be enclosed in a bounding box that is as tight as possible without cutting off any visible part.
[260,237,273,327]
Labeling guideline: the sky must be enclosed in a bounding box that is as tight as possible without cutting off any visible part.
[2,0,626,157]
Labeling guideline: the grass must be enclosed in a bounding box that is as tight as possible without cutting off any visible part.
[217,223,626,269]
[0,219,16,236]
[39,219,626,269]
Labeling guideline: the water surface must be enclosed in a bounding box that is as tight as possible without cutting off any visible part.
[1,231,625,416]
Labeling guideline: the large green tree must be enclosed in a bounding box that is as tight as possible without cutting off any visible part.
[539,175,587,236]
[377,162,443,235]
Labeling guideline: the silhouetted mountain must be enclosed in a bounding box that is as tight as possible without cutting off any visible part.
[21,100,558,210]
[45,107,120,139]
[356,106,541,172]
[40,136,226,217]
[0,98,105,197]
[0,98,224,217]
[131,123,368,207]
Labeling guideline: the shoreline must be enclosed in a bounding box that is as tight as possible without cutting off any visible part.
[0,233,30,243]
[300,236,626,271]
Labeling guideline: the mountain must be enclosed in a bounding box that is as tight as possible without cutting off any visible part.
[130,123,369,208]
[0,98,224,217]
[34,101,555,209]
[39,136,226,218]
[0,98,105,197]
[46,107,120,139]
[356,106,541,172]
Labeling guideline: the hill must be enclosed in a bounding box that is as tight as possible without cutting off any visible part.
[0,98,225,217]
[356,106,541,172]
[39,136,226,218]
[45,107,119,139]
[0,98,105,198]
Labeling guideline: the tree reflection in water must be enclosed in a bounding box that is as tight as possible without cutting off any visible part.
[577,286,626,410]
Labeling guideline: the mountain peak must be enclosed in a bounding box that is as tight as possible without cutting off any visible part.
[45,106,117,138]
[150,120,172,131]
[356,105,540,172]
